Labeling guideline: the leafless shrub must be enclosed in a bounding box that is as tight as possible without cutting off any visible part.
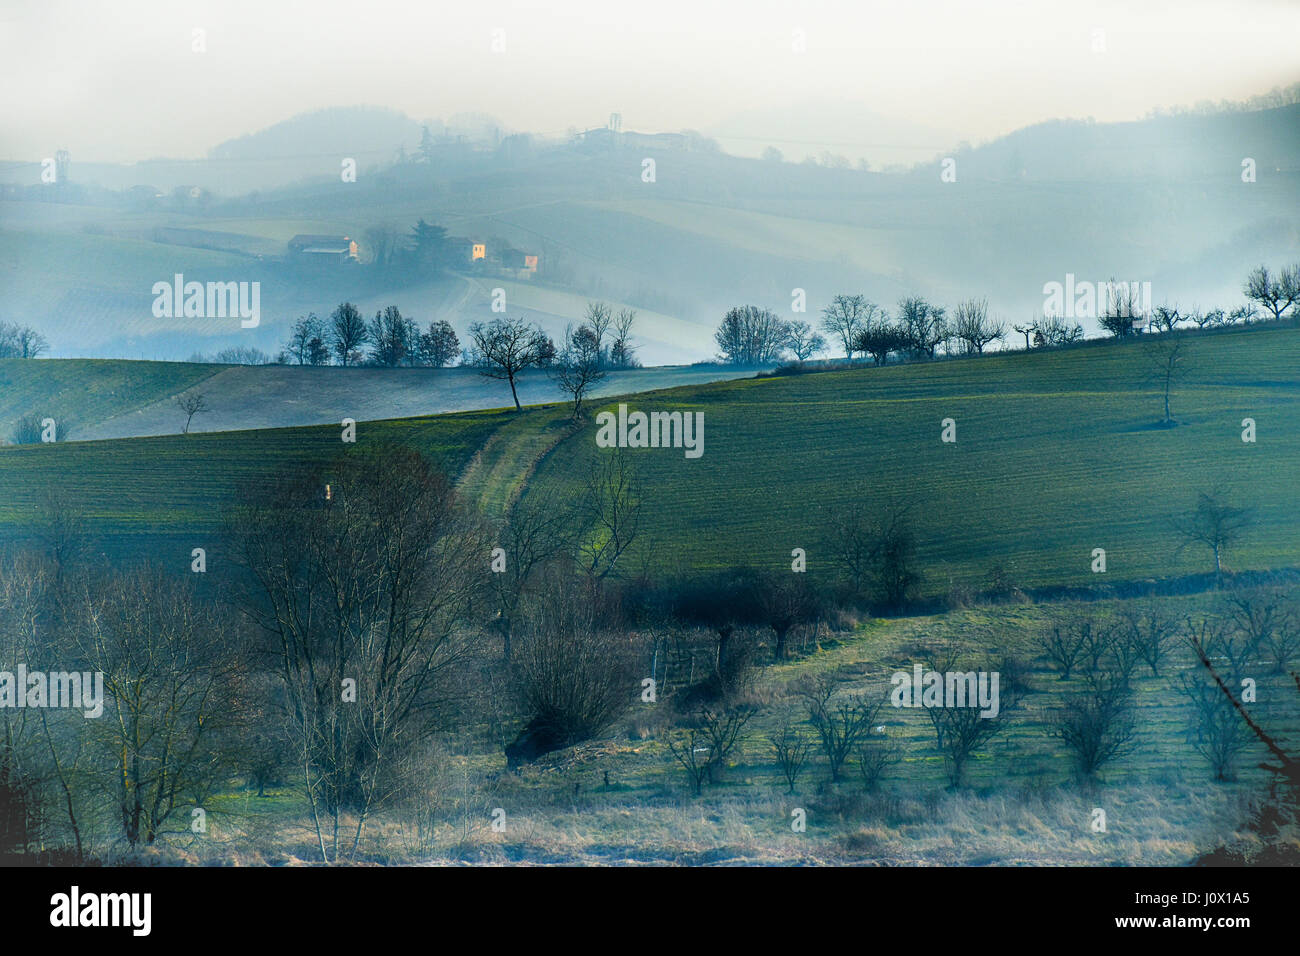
[769,721,813,794]
[798,670,884,782]
[856,731,900,792]
[1049,671,1137,779]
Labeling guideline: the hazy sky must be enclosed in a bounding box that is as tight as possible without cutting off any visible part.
[3,0,1298,162]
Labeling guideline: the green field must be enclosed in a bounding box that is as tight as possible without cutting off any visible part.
[0,358,220,438]
[523,327,1300,592]
[1,327,1296,596]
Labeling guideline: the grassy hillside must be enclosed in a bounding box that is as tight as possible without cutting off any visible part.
[519,327,1299,593]
[0,358,765,441]
[0,359,220,439]
[0,326,1296,598]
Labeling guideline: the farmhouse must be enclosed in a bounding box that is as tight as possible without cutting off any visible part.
[287,234,358,262]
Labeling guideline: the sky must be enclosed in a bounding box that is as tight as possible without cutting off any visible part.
[2,0,1299,162]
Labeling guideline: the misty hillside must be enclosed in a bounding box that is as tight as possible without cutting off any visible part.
[1,103,1296,364]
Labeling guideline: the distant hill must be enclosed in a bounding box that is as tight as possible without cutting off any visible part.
[208,105,426,163]
[944,104,1300,182]
[2,103,1296,364]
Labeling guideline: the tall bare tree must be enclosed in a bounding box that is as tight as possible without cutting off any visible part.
[227,446,487,862]
[550,323,606,419]
[470,316,552,411]
[580,449,642,580]
[820,294,879,361]
[328,302,368,366]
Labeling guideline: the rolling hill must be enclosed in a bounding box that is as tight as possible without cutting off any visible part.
[2,104,1296,365]
[0,358,767,441]
[0,325,1294,600]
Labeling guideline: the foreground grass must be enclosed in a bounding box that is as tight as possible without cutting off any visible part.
[120,593,1300,866]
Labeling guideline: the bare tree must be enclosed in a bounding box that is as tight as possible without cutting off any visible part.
[1099,279,1145,338]
[856,731,900,792]
[609,308,639,368]
[227,445,486,862]
[470,316,552,411]
[922,647,1024,788]
[174,391,210,434]
[73,565,247,847]
[1189,631,1300,791]
[418,320,460,368]
[489,489,577,662]
[507,573,637,766]
[363,223,401,269]
[769,721,813,794]
[853,318,909,366]
[1224,590,1299,675]
[1243,263,1300,322]
[667,707,754,794]
[1177,671,1254,782]
[584,301,614,361]
[285,313,323,364]
[784,320,826,361]
[1173,488,1254,580]
[755,571,818,661]
[1031,314,1084,346]
[1143,334,1186,424]
[0,323,50,359]
[798,670,883,782]
[1149,304,1183,334]
[328,302,369,366]
[666,726,712,795]
[579,449,642,580]
[670,568,764,698]
[820,294,879,360]
[1118,601,1179,677]
[367,305,415,367]
[550,323,606,419]
[1049,670,1138,779]
[715,305,790,364]
[951,298,1005,354]
[896,296,948,358]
